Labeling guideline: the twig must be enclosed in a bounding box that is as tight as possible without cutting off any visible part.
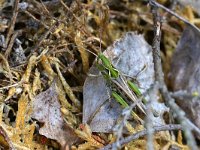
[39,0,50,14]
[0,81,22,91]
[5,0,20,48]
[100,124,182,150]
[146,5,160,149]
[112,102,138,149]
[0,125,15,150]
[149,0,200,33]
[145,91,154,150]
[0,54,14,84]
[149,1,199,149]
[23,10,49,29]
[59,0,92,37]
[170,90,200,101]
[161,87,198,149]
[29,22,57,56]
[4,31,19,59]
[111,84,158,149]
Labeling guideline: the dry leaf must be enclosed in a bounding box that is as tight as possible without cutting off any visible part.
[83,32,168,132]
[31,80,79,147]
[169,26,200,138]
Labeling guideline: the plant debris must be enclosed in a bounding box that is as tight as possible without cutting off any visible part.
[31,80,79,147]
[83,32,168,133]
[169,26,200,139]
[0,0,199,149]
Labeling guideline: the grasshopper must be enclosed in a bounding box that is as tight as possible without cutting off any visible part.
[95,53,146,114]
[84,47,147,122]
[83,34,146,123]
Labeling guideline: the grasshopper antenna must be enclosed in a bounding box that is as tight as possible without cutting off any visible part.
[99,18,103,53]
[85,48,98,58]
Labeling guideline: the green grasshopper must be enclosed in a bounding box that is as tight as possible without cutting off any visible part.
[92,52,147,124]
[99,54,145,96]
[84,43,146,123]
[95,52,146,114]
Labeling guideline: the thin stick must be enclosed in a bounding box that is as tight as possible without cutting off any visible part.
[5,0,20,48]
[59,0,91,37]
[29,22,57,56]
[0,82,22,91]
[0,54,14,84]
[0,125,15,149]
[100,124,182,150]
[145,89,154,150]
[23,10,49,29]
[112,102,138,149]
[149,0,200,33]
[170,90,200,101]
[4,31,19,59]
[149,1,199,149]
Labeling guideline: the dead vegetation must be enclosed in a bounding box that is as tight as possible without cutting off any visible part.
[0,0,200,149]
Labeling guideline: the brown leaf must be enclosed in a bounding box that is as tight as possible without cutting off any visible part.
[31,80,79,147]
[169,26,200,138]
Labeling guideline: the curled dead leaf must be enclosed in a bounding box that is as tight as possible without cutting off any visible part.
[31,80,79,147]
